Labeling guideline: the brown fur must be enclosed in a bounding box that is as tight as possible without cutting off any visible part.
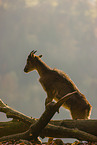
[24,50,92,119]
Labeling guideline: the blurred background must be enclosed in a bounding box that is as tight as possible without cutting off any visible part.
[0,0,97,143]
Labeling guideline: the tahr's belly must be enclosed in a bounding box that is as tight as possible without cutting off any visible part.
[54,96,70,110]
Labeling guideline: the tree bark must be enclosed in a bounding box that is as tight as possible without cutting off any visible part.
[0,119,97,138]
[52,119,97,136]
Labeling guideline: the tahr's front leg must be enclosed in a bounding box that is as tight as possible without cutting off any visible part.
[45,97,53,107]
[45,96,59,113]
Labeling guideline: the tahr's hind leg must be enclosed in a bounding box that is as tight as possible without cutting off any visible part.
[70,108,91,119]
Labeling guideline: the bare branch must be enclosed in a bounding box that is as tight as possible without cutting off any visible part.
[0,99,36,125]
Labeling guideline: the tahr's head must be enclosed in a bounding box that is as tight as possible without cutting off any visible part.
[24,50,42,73]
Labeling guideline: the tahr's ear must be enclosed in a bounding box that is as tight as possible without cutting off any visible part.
[39,55,42,58]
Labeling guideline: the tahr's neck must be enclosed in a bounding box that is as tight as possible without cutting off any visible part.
[35,58,52,77]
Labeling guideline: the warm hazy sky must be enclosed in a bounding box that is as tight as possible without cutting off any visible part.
[0,0,97,142]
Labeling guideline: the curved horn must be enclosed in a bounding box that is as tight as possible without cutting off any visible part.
[34,50,37,54]
[30,50,37,57]
[31,50,37,54]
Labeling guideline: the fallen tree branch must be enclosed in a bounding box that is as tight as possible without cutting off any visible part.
[1,96,97,137]
[1,120,97,142]
[54,119,97,136]
[0,92,97,142]
[0,99,36,125]
[1,119,97,138]
[0,120,29,137]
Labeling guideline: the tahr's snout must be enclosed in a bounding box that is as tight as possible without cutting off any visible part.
[24,66,28,73]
